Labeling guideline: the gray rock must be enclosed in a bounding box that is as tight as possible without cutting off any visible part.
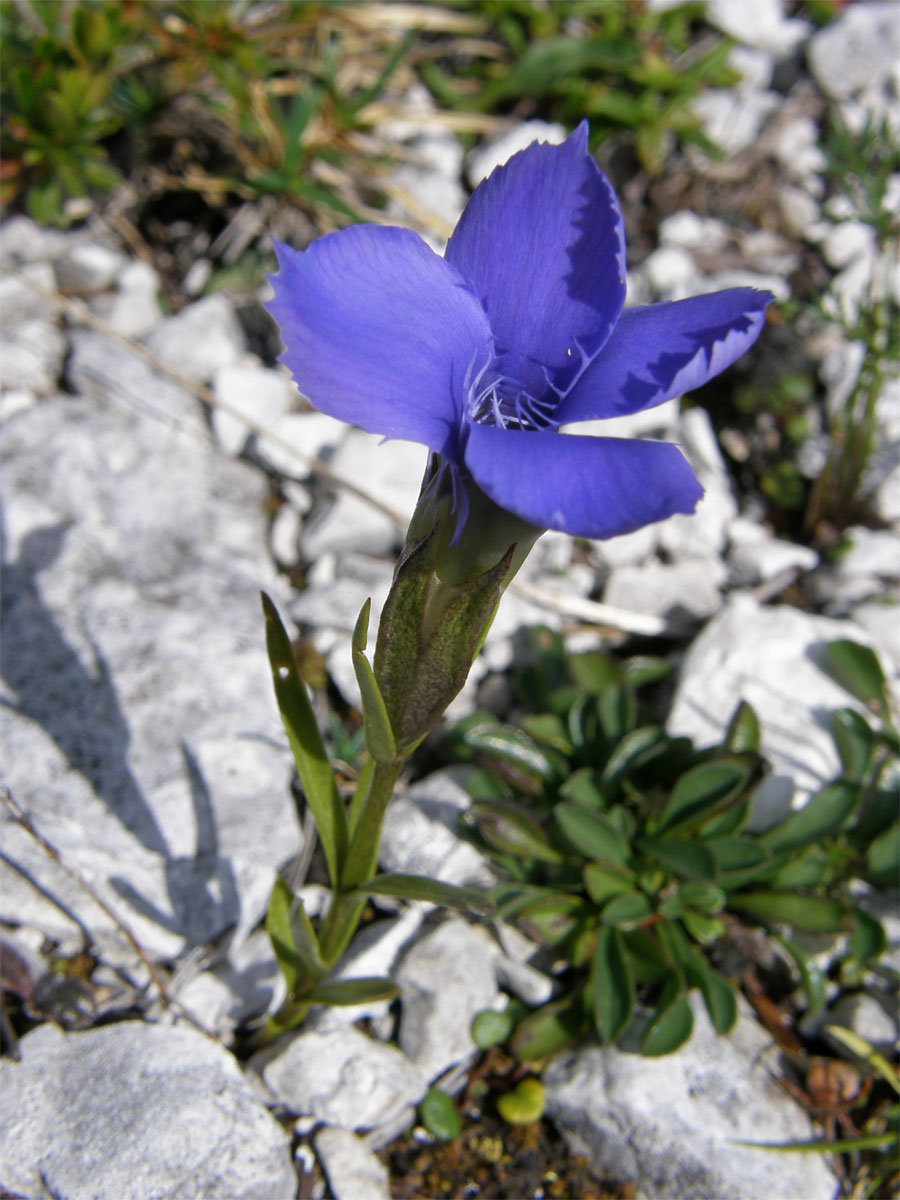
[144,293,245,384]
[255,409,347,478]
[90,258,162,339]
[828,990,899,1055]
[396,917,503,1081]
[668,593,889,828]
[0,259,61,325]
[603,557,726,623]
[260,1027,429,1130]
[808,2,900,99]
[837,526,900,580]
[1,333,301,969]
[379,769,496,889]
[728,534,819,586]
[315,1126,391,1200]
[0,215,70,266]
[211,358,295,456]
[0,316,67,393]
[544,995,835,1200]
[173,929,285,1039]
[54,240,126,293]
[691,88,780,157]
[658,408,738,561]
[707,0,810,56]
[0,1021,296,1200]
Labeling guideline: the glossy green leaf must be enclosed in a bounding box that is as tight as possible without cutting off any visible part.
[600,725,668,790]
[775,936,827,1015]
[510,989,591,1062]
[266,877,326,996]
[659,881,726,917]
[352,872,493,914]
[655,757,753,836]
[698,798,750,839]
[680,911,725,943]
[822,639,890,718]
[554,802,630,866]
[724,700,761,753]
[471,1007,516,1049]
[867,819,899,883]
[832,708,875,780]
[640,975,694,1056]
[464,723,562,783]
[770,847,829,890]
[657,920,736,1035]
[473,800,567,864]
[583,862,636,904]
[351,599,397,764]
[262,593,347,888]
[596,683,636,742]
[521,712,575,756]
[848,906,887,961]
[760,781,859,853]
[304,976,401,1006]
[498,1078,545,1125]
[592,925,633,1043]
[559,768,606,808]
[518,894,589,944]
[622,929,670,983]
[600,892,653,929]
[420,1086,462,1141]
[621,656,672,688]
[729,890,848,933]
[639,837,717,882]
[569,649,621,693]
[709,837,770,880]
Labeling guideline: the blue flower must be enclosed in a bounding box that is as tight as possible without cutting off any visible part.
[266,123,772,541]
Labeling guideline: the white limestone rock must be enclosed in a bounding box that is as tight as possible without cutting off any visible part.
[543,994,835,1200]
[0,1021,297,1200]
[467,121,568,187]
[603,557,727,623]
[0,316,67,393]
[90,258,163,339]
[255,408,348,478]
[315,1127,391,1200]
[144,292,245,384]
[259,1027,429,1131]
[706,0,810,57]
[667,593,891,829]
[658,407,738,561]
[211,357,296,456]
[808,2,900,99]
[396,917,504,1081]
[54,240,126,293]
[728,535,819,586]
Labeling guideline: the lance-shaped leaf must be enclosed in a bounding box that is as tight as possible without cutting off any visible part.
[640,973,694,1056]
[708,837,771,884]
[583,862,636,905]
[473,799,567,864]
[831,708,875,781]
[821,638,891,721]
[729,890,848,933]
[352,599,397,764]
[657,918,736,1035]
[654,756,754,836]
[554,801,630,866]
[262,593,348,887]
[266,876,327,996]
[350,872,494,914]
[600,891,653,929]
[724,700,761,752]
[592,924,633,1043]
[760,780,859,853]
[638,836,717,882]
[304,976,401,1007]
[510,987,592,1062]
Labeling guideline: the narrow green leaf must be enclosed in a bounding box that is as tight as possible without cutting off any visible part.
[640,976,694,1056]
[639,837,717,882]
[656,757,754,836]
[596,683,636,742]
[698,798,750,839]
[351,872,494,914]
[724,700,761,753]
[760,781,859,853]
[592,925,633,1043]
[559,767,606,808]
[518,894,589,945]
[775,936,827,1015]
[867,819,900,883]
[729,890,848,933]
[473,800,567,864]
[622,929,670,983]
[600,892,653,929]
[420,1086,462,1141]
[351,599,397,764]
[709,837,770,879]
[583,862,636,904]
[661,881,726,916]
[826,1025,900,1094]
[658,921,737,1035]
[848,906,887,961]
[822,639,891,718]
[832,708,875,780]
[304,976,401,1007]
[497,1078,545,1125]
[600,725,668,790]
[265,877,326,996]
[262,593,347,887]
[555,802,630,866]
[732,1133,898,1153]
[510,989,591,1062]
[769,846,829,890]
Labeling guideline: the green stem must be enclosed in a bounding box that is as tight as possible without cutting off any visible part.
[317,757,402,964]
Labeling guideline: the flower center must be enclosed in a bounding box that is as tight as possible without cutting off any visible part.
[468,374,556,432]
